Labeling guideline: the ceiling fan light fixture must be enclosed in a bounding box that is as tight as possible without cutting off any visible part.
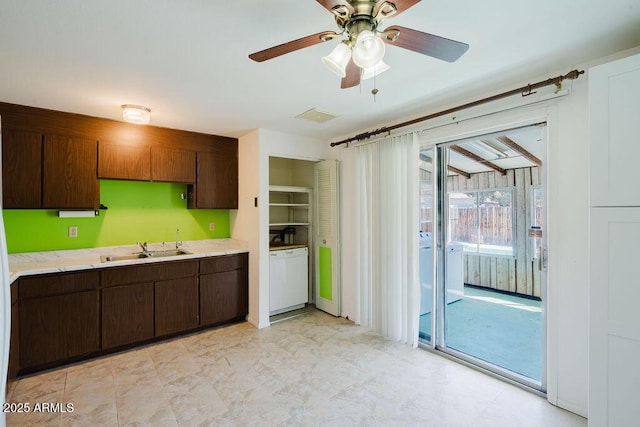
[321,42,352,78]
[352,30,386,68]
[121,104,151,125]
[361,60,390,80]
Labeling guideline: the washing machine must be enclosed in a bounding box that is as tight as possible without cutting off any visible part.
[420,236,464,315]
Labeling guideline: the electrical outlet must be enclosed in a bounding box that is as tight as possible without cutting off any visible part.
[209,222,215,231]
[68,226,78,238]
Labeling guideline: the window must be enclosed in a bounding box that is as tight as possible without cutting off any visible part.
[448,188,515,256]
[419,179,434,232]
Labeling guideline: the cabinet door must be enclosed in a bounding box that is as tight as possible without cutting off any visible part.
[590,207,640,426]
[200,269,248,325]
[102,283,154,349]
[43,134,99,208]
[98,141,151,180]
[155,277,199,336]
[2,129,42,208]
[8,286,19,379]
[314,159,340,316]
[589,53,640,206]
[19,290,100,369]
[150,146,196,183]
[191,151,238,209]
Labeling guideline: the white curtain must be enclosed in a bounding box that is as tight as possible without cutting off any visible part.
[352,132,420,347]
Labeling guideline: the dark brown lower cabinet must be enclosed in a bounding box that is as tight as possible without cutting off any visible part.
[19,290,100,369]
[200,270,248,325]
[102,283,154,348]
[155,277,199,336]
[8,285,19,379]
[9,254,248,378]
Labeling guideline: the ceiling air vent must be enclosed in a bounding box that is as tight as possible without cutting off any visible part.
[295,108,338,123]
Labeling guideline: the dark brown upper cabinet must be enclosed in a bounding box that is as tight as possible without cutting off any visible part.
[0,102,238,208]
[2,129,42,208]
[43,134,100,209]
[98,141,151,181]
[188,150,238,209]
[150,146,196,183]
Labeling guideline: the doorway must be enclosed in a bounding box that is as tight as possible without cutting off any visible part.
[419,124,547,390]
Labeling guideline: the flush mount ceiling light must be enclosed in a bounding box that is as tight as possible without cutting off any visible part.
[121,104,151,125]
[249,0,469,90]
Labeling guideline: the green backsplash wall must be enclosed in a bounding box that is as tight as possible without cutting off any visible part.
[3,180,230,253]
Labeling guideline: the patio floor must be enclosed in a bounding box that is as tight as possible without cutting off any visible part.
[419,286,542,381]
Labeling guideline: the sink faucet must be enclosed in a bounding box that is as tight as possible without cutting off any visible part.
[137,241,150,256]
[175,228,182,250]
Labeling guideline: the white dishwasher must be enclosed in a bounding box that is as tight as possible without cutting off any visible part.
[269,246,308,315]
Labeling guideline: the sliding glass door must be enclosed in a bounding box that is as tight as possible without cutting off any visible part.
[418,147,434,342]
[420,125,547,390]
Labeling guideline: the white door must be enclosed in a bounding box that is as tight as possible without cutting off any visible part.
[314,159,340,316]
[589,52,640,426]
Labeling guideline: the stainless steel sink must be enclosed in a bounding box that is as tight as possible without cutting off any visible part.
[100,249,192,263]
[146,249,192,258]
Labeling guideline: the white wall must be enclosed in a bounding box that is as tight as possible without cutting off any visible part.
[547,71,589,416]
[231,129,264,327]
[233,129,330,329]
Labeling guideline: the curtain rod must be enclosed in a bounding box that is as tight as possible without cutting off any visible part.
[330,69,584,147]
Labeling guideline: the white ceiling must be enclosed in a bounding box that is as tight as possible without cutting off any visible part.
[1,1,639,142]
[419,124,544,175]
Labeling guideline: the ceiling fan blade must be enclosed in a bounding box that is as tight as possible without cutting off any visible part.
[382,25,469,62]
[249,31,340,62]
[316,0,354,17]
[373,0,421,19]
[341,59,361,89]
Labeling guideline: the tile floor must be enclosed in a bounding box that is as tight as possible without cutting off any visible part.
[5,309,586,426]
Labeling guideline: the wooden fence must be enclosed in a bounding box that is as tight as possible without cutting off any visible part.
[449,206,513,247]
[419,166,542,297]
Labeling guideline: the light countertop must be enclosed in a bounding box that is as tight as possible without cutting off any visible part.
[269,244,308,251]
[8,238,249,284]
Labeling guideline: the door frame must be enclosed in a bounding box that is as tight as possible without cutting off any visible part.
[418,107,553,394]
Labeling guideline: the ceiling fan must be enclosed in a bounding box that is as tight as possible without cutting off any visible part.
[248,0,469,89]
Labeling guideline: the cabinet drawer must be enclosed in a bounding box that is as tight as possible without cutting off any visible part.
[19,271,99,299]
[200,253,247,274]
[101,260,198,287]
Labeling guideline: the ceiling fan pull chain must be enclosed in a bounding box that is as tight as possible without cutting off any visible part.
[372,63,379,102]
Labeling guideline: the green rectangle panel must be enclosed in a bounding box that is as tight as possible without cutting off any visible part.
[319,246,332,301]
[3,180,230,253]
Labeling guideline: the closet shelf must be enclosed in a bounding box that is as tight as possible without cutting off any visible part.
[269,203,310,208]
[269,185,312,193]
